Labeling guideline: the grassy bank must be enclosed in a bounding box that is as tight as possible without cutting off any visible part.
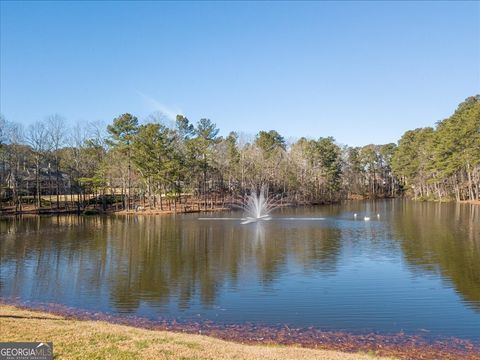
[0,305,387,360]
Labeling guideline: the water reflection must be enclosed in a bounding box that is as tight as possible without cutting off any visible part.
[0,200,479,339]
[0,215,342,313]
[391,201,480,310]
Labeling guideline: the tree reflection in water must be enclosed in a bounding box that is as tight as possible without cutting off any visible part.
[391,201,480,310]
[0,214,342,313]
[0,201,479,338]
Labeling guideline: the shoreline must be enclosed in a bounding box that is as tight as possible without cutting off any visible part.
[0,305,387,360]
[1,300,478,359]
[1,197,478,218]
[0,205,231,217]
[460,199,480,205]
[114,206,231,216]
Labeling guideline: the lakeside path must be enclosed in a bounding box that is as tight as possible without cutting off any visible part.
[0,305,389,360]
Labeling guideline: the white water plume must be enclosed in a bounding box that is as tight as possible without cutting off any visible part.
[198,185,326,224]
[237,185,280,224]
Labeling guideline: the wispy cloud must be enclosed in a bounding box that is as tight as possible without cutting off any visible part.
[135,90,183,120]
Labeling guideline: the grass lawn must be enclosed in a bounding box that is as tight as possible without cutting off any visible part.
[0,305,387,360]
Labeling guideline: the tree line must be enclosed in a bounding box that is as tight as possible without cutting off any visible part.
[392,95,480,202]
[0,95,478,214]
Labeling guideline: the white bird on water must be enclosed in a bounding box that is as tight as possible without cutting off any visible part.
[377,213,380,219]
[364,216,371,221]
[354,213,357,219]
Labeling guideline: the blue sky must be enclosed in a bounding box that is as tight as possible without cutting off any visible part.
[1,1,479,146]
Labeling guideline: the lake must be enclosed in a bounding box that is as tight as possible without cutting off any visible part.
[1,200,479,342]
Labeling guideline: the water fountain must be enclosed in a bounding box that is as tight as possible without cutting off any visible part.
[198,184,325,224]
[238,185,276,224]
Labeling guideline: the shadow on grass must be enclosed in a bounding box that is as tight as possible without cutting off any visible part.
[0,315,63,321]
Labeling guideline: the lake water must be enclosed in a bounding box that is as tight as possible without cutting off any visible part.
[1,200,479,341]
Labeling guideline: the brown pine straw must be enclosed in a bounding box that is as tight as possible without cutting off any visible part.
[1,299,479,360]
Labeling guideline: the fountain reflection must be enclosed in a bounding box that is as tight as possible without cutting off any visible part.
[0,214,341,313]
[1,201,479,339]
